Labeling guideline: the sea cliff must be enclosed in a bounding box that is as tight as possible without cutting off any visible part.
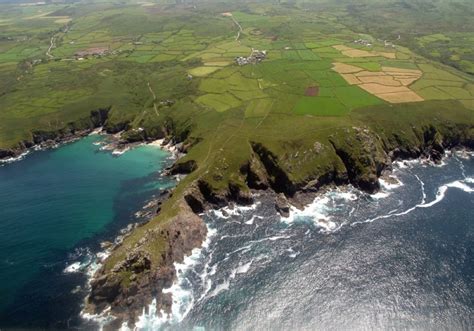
[80,101,473,329]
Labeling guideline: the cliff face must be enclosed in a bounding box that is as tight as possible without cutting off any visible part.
[0,108,110,159]
[3,93,470,329]
[83,117,473,328]
[85,201,207,330]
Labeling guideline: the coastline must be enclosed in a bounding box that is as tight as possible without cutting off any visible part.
[1,109,472,330]
[0,129,92,165]
[0,125,181,329]
[83,138,473,330]
[90,147,473,330]
[0,127,181,167]
[0,108,110,162]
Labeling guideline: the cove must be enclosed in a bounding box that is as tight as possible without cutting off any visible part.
[0,134,174,328]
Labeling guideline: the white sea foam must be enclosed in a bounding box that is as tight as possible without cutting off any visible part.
[236,202,260,211]
[131,225,217,330]
[64,262,82,273]
[64,244,111,277]
[282,196,331,224]
[454,149,474,160]
[196,238,219,303]
[393,158,426,169]
[212,201,260,220]
[353,177,473,226]
[212,209,233,219]
[245,215,262,225]
[370,192,391,199]
[207,260,252,299]
[314,219,338,232]
[0,150,30,165]
[208,280,230,298]
[111,147,130,156]
[81,309,116,331]
[281,188,357,233]
[236,260,253,274]
[85,250,112,279]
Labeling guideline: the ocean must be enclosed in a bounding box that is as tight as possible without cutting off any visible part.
[135,152,473,331]
[0,136,472,330]
[0,134,174,329]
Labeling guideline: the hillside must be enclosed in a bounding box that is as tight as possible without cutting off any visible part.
[0,0,473,328]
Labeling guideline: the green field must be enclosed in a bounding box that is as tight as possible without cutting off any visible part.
[1,0,473,187]
[0,1,473,325]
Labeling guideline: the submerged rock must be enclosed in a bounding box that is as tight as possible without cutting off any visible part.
[275,193,290,217]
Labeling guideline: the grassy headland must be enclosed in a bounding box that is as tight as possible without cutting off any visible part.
[0,0,473,327]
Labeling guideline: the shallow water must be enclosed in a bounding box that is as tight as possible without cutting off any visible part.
[137,153,473,331]
[0,135,173,328]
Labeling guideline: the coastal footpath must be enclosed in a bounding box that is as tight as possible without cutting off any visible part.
[2,99,468,329]
[0,2,473,328]
[88,103,472,329]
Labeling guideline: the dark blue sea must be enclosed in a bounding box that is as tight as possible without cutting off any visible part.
[134,152,473,331]
[0,136,472,330]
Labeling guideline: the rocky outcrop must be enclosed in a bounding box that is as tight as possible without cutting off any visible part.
[0,149,15,159]
[104,121,130,134]
[85,201,207,329]
[183,179,253,215]
[169,159,198,175]
[250,142,296,195]
[120,126,167,143]
[0,108,110,160]
[84,119,473,328]
[275,193,290,217]
[329,127,390,193]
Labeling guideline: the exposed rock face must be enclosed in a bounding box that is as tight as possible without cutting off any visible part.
[0,108,110,160]
[183,180,254,215]
[242,153,270,190]
[85,202,207,328]
[104,121,130,134]
[250,142,296,195]
[170,159,198,175]
[0,149,15,159]
[120,126,167,143]
[90,108,110,127]
[329,127,390,193]
[84,120,473,328]
[275,193,290,217]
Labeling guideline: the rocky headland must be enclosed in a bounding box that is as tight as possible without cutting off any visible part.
[1,100,472,330]
[81,113,472,329]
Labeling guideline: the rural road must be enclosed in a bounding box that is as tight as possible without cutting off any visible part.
[230,15,243,41]
[147,82,159,117]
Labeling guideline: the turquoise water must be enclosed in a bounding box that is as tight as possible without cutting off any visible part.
[0,135,173,327]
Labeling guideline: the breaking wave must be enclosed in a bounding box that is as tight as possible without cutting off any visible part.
[87,151,473,330]
[130,225,217,331]
[0,150,30,165]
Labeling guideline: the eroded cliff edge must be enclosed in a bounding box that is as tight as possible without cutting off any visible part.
[82,101,473,329]
[1,97,471,329]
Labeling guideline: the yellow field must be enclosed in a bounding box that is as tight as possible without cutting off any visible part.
[333,62,424,103]
[333,45,396,59]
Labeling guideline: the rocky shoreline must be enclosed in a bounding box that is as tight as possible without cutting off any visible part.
[2,111,472,330]
[82,121,473,330]
[0,108,111,161]
[0,108,184,166]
